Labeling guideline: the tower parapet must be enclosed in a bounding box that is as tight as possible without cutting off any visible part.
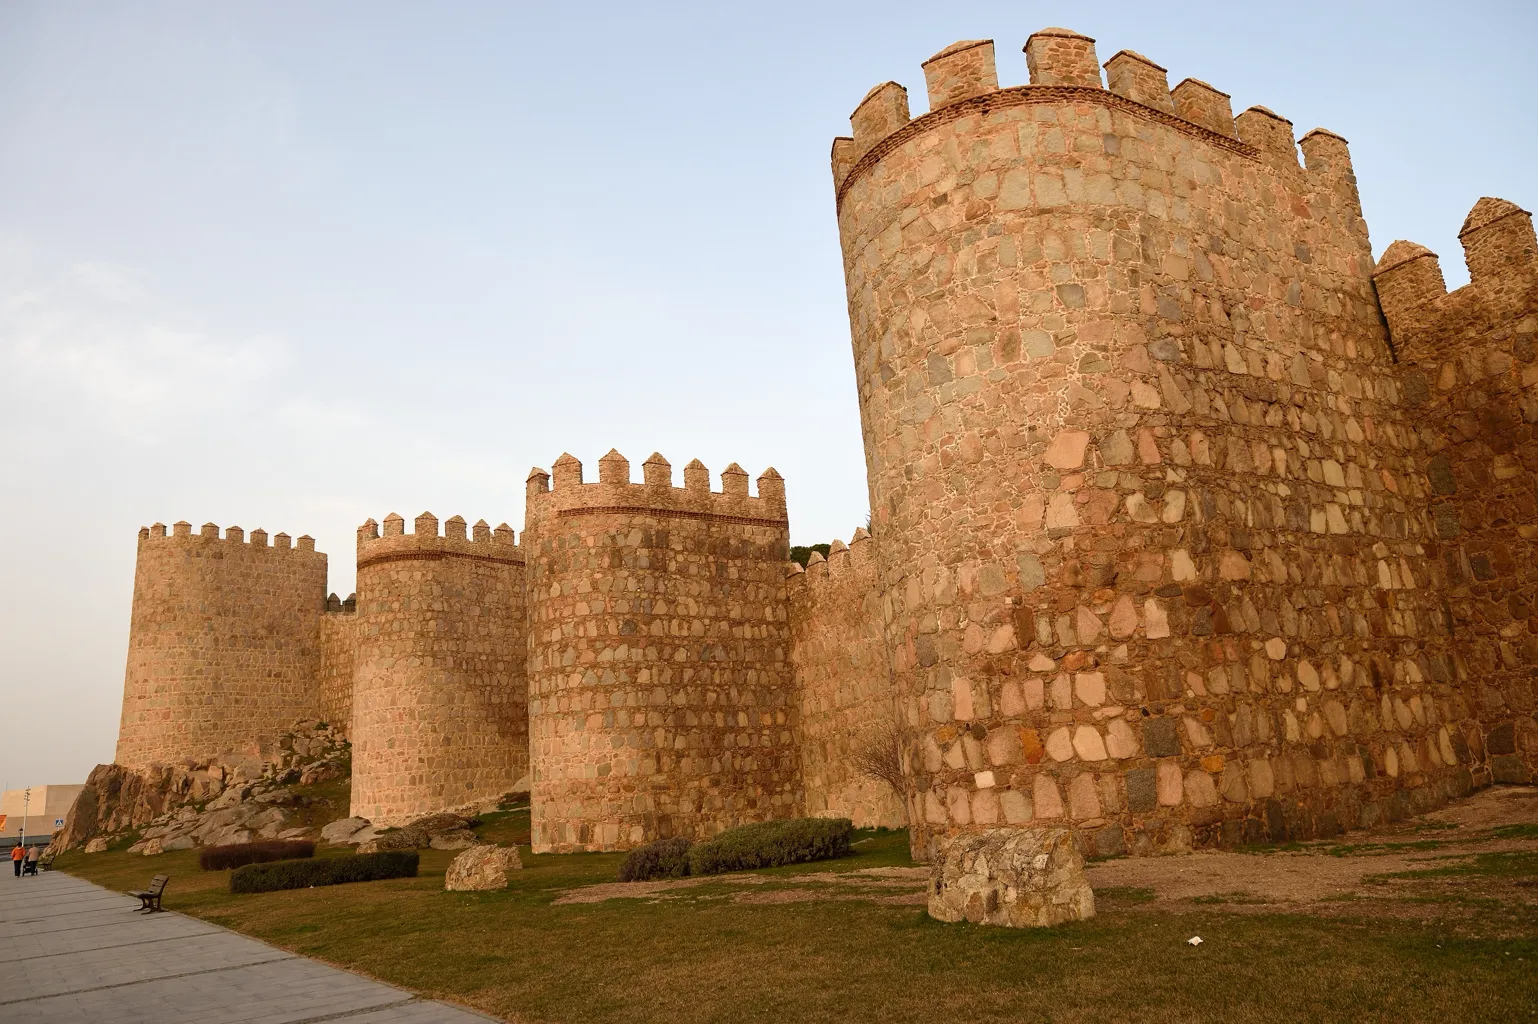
[1103,50,1172,113]
[523,451,798,852]
[922,40,998,110]
[116,521,327,768]
[350,511,528,825]
[525,448,788,524]
[1024,27,1101,87]
[1171,78,1234,137]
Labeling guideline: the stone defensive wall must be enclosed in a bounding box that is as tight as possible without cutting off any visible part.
[787,528,906,827]
[523,450,800,852]
[1373,198,1538,786]
[317,591,357,733]
[116,521,328,768]
[349,512,528,826]
[833,29,1476,859]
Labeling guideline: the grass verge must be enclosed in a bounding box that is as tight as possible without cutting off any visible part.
[57,826,1538,1024]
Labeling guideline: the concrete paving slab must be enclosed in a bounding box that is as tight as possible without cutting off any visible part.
[0,870,497,1023]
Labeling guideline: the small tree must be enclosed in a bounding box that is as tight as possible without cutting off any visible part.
[788,543,832,567]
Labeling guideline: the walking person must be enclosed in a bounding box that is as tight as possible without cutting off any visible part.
[23,844,39,876]
[10,843,22,877]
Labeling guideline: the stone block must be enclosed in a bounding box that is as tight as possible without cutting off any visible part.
[1491,754,1531,785]
[1143,717,1181,757]
[1124,767,1157,813]
[445,844,524,891]
[928,827,1095,928]
[320,816,373,844]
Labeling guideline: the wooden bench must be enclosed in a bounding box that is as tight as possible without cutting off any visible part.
[128,874,169,913]
[37,851,55,872]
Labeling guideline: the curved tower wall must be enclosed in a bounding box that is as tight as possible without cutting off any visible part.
[834,30,1475,859]
[116,521,327,768]
[524,450,799,853]
[349,512,528,826]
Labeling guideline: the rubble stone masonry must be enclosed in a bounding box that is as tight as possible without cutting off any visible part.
[831,29,1489,860]
[788,529,906,827]
[317,593,357,733]
[1374,198,1538,788]
[116,523,327,768]
[109,25,1534,860]
[349,512,528,826]
[523,451,800,852]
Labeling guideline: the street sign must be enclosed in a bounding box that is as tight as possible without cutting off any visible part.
[54,819,64,828]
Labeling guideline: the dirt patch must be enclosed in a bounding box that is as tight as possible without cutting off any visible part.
[555,866,931,906]
[552,788,1538,921]
[552,873,769,905]
[1088,786,1538,936]
[1090,786,1538,906]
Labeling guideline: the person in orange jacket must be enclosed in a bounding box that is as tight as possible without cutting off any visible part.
[10,843,23,878]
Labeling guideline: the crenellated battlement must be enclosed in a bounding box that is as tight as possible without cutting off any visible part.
[136,521,319,555]
[324,592,358,614]
[831,26,1357,206]
[1373,197,1538,350]
[524,449,788,526]
[786,527,876,590]
[355,511,521,569]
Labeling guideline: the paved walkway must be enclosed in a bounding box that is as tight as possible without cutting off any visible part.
[0,869,498,1023]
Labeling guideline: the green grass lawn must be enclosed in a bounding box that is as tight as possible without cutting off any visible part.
[58,815,1538,1024]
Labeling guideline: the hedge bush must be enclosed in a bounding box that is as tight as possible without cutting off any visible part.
[617,837,693,882]
[200,840,314,872]
[230,851,418,893]
[688,817,854,876]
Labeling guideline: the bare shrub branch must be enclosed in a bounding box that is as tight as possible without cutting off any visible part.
[850,722,906,796]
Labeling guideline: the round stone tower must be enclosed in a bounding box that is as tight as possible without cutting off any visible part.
[349,511,528,826]
[523,450,799,853]
[834,31,1467,859]
[116,521,327,768]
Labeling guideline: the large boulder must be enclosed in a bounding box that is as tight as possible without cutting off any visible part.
[429,829,478,851]
[928,827,1095,928]
[408,812,477,833]
[359,825,430,853]
[320,817,372,844]
[445,845,523,891]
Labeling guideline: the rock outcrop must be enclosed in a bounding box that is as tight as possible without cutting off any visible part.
[50,721,349,854]
[445,845,523,891]
[928,827,1095,928]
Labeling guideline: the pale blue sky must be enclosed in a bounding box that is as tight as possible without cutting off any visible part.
[1,1,1533,786]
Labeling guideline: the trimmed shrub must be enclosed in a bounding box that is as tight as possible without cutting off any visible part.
[230,851,418,894]
[617,837,693,882]
[199,840,315,872]
[688,817,854,876]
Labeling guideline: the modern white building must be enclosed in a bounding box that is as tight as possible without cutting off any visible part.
[0,786,84,847]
